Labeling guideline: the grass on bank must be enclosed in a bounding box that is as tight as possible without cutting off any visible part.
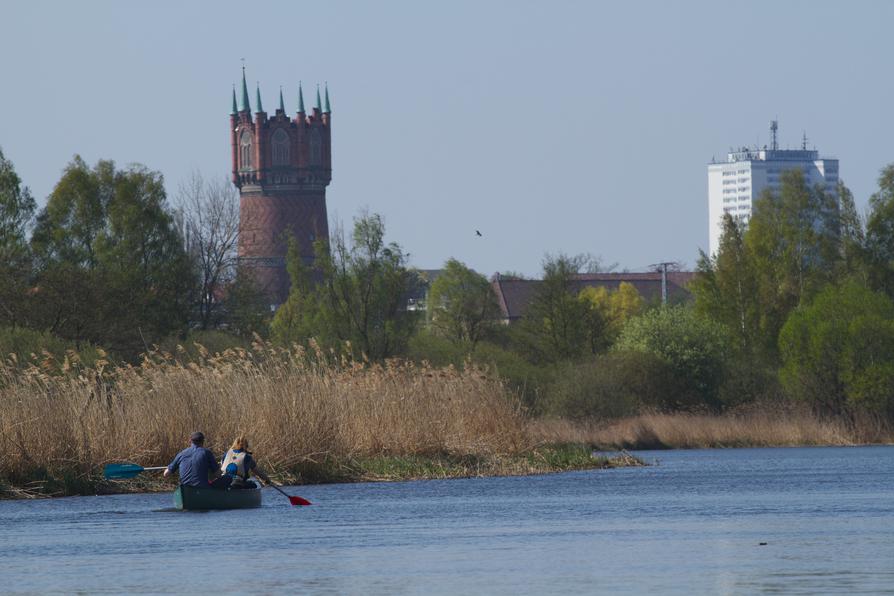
[0,341,640,498]
[529,404,894,450]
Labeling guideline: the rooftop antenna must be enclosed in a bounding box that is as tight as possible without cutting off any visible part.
[802,130,808,151]
[770,119,778,151]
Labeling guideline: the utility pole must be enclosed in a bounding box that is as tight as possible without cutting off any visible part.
[650,262,679,305]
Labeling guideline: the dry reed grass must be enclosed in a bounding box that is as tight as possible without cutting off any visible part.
[0,340,532,495]
[529,403,894,449]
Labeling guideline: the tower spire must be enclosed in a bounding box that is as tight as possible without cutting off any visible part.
[297,82,305,113]
[324,83,330,113]
[240,66,251,112]
[315,84,322,112]
[255,83,263,113]
[279,87,285,113]
[231,85,238,115]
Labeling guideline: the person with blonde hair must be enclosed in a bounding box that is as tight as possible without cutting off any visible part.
[220,435,271,489]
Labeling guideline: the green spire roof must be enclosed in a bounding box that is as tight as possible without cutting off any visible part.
[255,84,263,113]
[231,85,238,115]
[315,85,322,112]
[324,84,331,113]
[279,87,285,112]
[297,82,305,113]
[240,67,251,112]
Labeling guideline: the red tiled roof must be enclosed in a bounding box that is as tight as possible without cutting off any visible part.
[490,272,696,321]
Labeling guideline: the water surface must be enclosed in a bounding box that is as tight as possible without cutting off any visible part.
[2,446,893,594]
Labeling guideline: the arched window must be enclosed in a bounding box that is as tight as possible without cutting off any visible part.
[240,131,253,169]
[309,128,322,166]
[272,129,290,166]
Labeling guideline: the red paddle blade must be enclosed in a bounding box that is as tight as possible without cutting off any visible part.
[289,495,311,506]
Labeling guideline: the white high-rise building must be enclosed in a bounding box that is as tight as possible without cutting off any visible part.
[707,121,839,256]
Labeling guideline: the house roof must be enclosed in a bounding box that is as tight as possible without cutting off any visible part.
[490,271,696,321]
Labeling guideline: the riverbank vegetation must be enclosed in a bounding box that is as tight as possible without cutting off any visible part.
[530,405,893,450]
[0,344,638,498]
[4,150,894,498]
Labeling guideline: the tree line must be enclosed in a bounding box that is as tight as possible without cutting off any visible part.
[0,150,268,358]
[4,147,894,423]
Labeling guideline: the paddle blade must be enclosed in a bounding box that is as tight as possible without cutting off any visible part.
[103,463,145,480]
[289,495,312,506]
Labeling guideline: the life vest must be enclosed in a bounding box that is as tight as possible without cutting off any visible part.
[221,449,250,479]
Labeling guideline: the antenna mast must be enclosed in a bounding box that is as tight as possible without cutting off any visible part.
[770,120,778,151]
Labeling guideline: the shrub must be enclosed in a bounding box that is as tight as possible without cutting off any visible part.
[779,282,894,420]
[543,351,673,419]
[0,326,101,371]
[155,330,252,361]
[406,330,468,368]
[615,306,731,410]
[472,341,554,411]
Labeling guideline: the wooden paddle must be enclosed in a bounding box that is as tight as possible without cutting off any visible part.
[104,463,167,480]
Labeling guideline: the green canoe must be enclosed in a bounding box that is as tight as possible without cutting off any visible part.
[173,484,262,510]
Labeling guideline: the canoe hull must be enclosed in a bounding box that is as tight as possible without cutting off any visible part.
[173,484,262,510]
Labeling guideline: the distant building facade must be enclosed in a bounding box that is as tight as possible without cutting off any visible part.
[231,69,332,306]
[707,121,839,256]
[490,271,695,323]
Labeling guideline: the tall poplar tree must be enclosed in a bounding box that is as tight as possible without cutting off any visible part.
[865,165,894,297]
[691,214,760,356]
[745,169,839,360]
[0,148,36,325]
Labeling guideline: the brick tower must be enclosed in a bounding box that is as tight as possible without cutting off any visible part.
[231,69,332,305]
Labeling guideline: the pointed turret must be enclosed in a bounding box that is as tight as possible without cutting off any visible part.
[255,83,264,113]
[231,85,238,115]
[279,87,285,113]
[324,84,331,113]
[315,85,322,112]
[240,67,251,113]
[297,82,305,114]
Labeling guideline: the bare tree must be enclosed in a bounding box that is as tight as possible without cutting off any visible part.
[176,171,240,329]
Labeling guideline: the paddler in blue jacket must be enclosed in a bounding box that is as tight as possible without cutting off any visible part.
[164,431,228,488]
[220,435,271,489]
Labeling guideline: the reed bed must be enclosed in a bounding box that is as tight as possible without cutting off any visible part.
[529,404,894,449]
[0,341,541,496]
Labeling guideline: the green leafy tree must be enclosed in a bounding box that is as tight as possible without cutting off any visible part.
[745,169,840,361]
[270,235,319,344]
[779,282,894,420]
[428,258,500,347]
[577,282,644,354]
[522,253,591,362]
[273,212,416,360]
[0,147,36,325]
[692,214,761,357]
[836,180,866,280]
[30,156,194,354]
[319,213,416,359]
[615,305,731,410]
[225,265,271,338]
[865,165,894,297]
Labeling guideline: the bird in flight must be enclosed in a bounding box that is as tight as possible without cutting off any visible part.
[475,230,483,237]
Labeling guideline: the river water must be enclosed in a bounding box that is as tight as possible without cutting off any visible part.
[2,446,892,595]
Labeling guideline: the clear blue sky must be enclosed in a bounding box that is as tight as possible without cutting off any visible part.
[2,0,892,276]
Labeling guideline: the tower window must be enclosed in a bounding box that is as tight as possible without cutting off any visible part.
[272,129,290,166]
[240,131,253,169]
[309,129,322,166]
